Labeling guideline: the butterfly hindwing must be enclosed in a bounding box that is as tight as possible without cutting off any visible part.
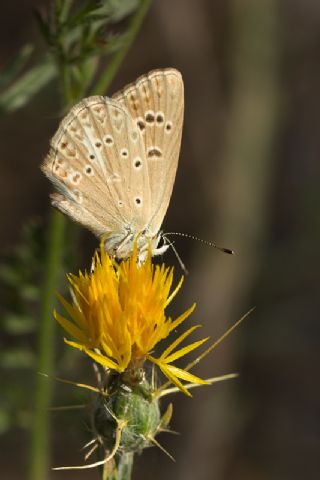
[42,96,151,238]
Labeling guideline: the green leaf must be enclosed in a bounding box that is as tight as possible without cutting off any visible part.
[1,349,35,368]
[99,0,140,23]
[0,264,21,287]
[20,284,40,302]
[3,314,36,335]
[0,60,57,113]
[0,410,11,434]
[33,9,52,45]
[0,44,34,90]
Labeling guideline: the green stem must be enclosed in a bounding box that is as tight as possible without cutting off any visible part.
[103,453,134,480]
[92,0,152,95]
[29,211,65,480]
[117,453,134,480]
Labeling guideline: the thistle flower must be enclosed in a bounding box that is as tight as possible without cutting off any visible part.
[55,242,208,396]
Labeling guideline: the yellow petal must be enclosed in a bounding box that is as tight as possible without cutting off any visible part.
[56,292,86,330]
[83,348,122,371]
[163,363,208,385]
[162,337,209,364]
[54,311,88,344]
[160,325,201,360]
[157,362,191,397]
[165,274,183,307]
[169,303,196,332]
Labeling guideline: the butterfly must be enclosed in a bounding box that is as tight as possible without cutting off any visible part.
[41,68,184,261]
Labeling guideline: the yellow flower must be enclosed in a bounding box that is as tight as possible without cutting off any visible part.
[55,242,208,395]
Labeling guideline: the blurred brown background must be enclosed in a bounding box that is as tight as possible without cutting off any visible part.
[1,0,320,479]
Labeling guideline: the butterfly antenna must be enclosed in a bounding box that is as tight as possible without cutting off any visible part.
[164,232,235,255]
[163,235,188,275]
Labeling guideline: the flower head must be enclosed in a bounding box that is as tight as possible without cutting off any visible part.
[55,243,208,395]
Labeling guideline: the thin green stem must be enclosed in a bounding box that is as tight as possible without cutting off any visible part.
[103,453,134,480]
[92,0,152,95]
[29,211,65,480]
[117,453,134,480]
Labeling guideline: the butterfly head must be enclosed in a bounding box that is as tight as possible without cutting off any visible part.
[102,228,169,263]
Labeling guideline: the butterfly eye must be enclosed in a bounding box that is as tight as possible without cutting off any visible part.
[157,235,166,249]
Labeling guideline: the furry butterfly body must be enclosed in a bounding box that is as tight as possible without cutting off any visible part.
[42,68,184,260]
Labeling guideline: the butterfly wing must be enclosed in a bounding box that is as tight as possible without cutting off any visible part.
[113,68,184,236]
[42,96,152,245]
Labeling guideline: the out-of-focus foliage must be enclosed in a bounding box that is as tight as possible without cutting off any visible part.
[0,0,140,113]
[0,221,44,433]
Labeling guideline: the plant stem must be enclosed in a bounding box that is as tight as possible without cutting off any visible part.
[117,453,134,480]
[103,453,134,480]
[29,211,65,480]
[92,0,152,95]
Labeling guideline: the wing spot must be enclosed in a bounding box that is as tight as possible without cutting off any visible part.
[71,172,82,185]
[105,135,114,146]
[130,130,139,142]
[137,118,145,132]
[141,84,150,103]
[147,147,162,158]
[121,148,129,158]
[95,142,102,148]
[145,111,155,124]
[133,157,142,169]
[135,196,142,207]
[118,200,124,208]
[89,154,95,160]
[84,165,94,176]
[54,165,67,178]
[113,117,123,131]
[73,190,83,204]
[165,121,173,133]
[156,112,164,124]
[130,94,139,111]
[60,142,68,150]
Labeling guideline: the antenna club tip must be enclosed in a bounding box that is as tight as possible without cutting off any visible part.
[222,248,235,255]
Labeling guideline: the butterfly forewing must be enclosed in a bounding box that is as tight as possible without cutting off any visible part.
[113,68,184,236]
[42,96,152,239]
